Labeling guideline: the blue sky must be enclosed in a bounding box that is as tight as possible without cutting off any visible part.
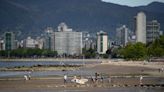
[102,0,164,7]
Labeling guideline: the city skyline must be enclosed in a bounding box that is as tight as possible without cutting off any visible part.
[0,0,164,39]
[0,1,164,91]
[102,0,164,6]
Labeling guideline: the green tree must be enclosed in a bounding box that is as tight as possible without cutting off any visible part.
[83,48,96,59]
[0,48,58,58]
[0,50,7,57]
[147,35,164,57]
[120,42,147,60]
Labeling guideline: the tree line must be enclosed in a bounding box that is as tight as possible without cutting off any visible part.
[117,35,164,61]
[0,48,57,58]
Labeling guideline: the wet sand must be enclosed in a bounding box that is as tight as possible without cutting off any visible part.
[82,62,164,77]
[0,77,164,92]
[0,61,164,92]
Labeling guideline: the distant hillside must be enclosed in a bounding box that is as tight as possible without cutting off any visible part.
[0,0,164,39]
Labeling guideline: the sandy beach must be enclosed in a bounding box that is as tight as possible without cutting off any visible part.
[84,61,164,76]
[0,76,164,92]
[0,60,164,92]
[0,60,164,76]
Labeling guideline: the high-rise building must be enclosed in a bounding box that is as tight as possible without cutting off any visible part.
[97,31,108,54]
[54,23,82,55]
[82,32,96,50]
[4,32,16,50]
[135,12,146,44]
[116,25,129,47]
[43,27,55,51]
[146,20,160,43]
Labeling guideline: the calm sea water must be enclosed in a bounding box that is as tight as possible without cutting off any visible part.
[0,61,101,68]
[0,61,98,78]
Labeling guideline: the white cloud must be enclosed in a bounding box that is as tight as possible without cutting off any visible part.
[101,0,164,7]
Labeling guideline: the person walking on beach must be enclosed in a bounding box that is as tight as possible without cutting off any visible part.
[24,75,28,80]
[159,68,161,73]
[139,75,143,85]
[100,74,104,84]
[64,74,67,84]
[28,74,31,80]
[108,76,111,84]
[161,67,164,72]
[28,71,31,80]
[90,76,95,83]
[95,72,98,83]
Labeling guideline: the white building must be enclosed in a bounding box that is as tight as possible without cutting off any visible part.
[116,25,129,47]
[24,37,37,48]
[146,20,160,43]
[135,12,146,44]
[54,23,82,55]
[97,31,108,54]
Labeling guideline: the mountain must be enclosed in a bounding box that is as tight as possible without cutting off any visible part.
[138,2,164,13]
[0,0,164,39]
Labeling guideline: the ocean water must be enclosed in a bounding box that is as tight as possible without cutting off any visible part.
[0,61,97,78]
[0,61,101,68]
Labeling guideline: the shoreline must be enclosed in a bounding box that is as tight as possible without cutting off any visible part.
[0,66,81,71]
[0,58,106,62]
[0,59,164,72]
